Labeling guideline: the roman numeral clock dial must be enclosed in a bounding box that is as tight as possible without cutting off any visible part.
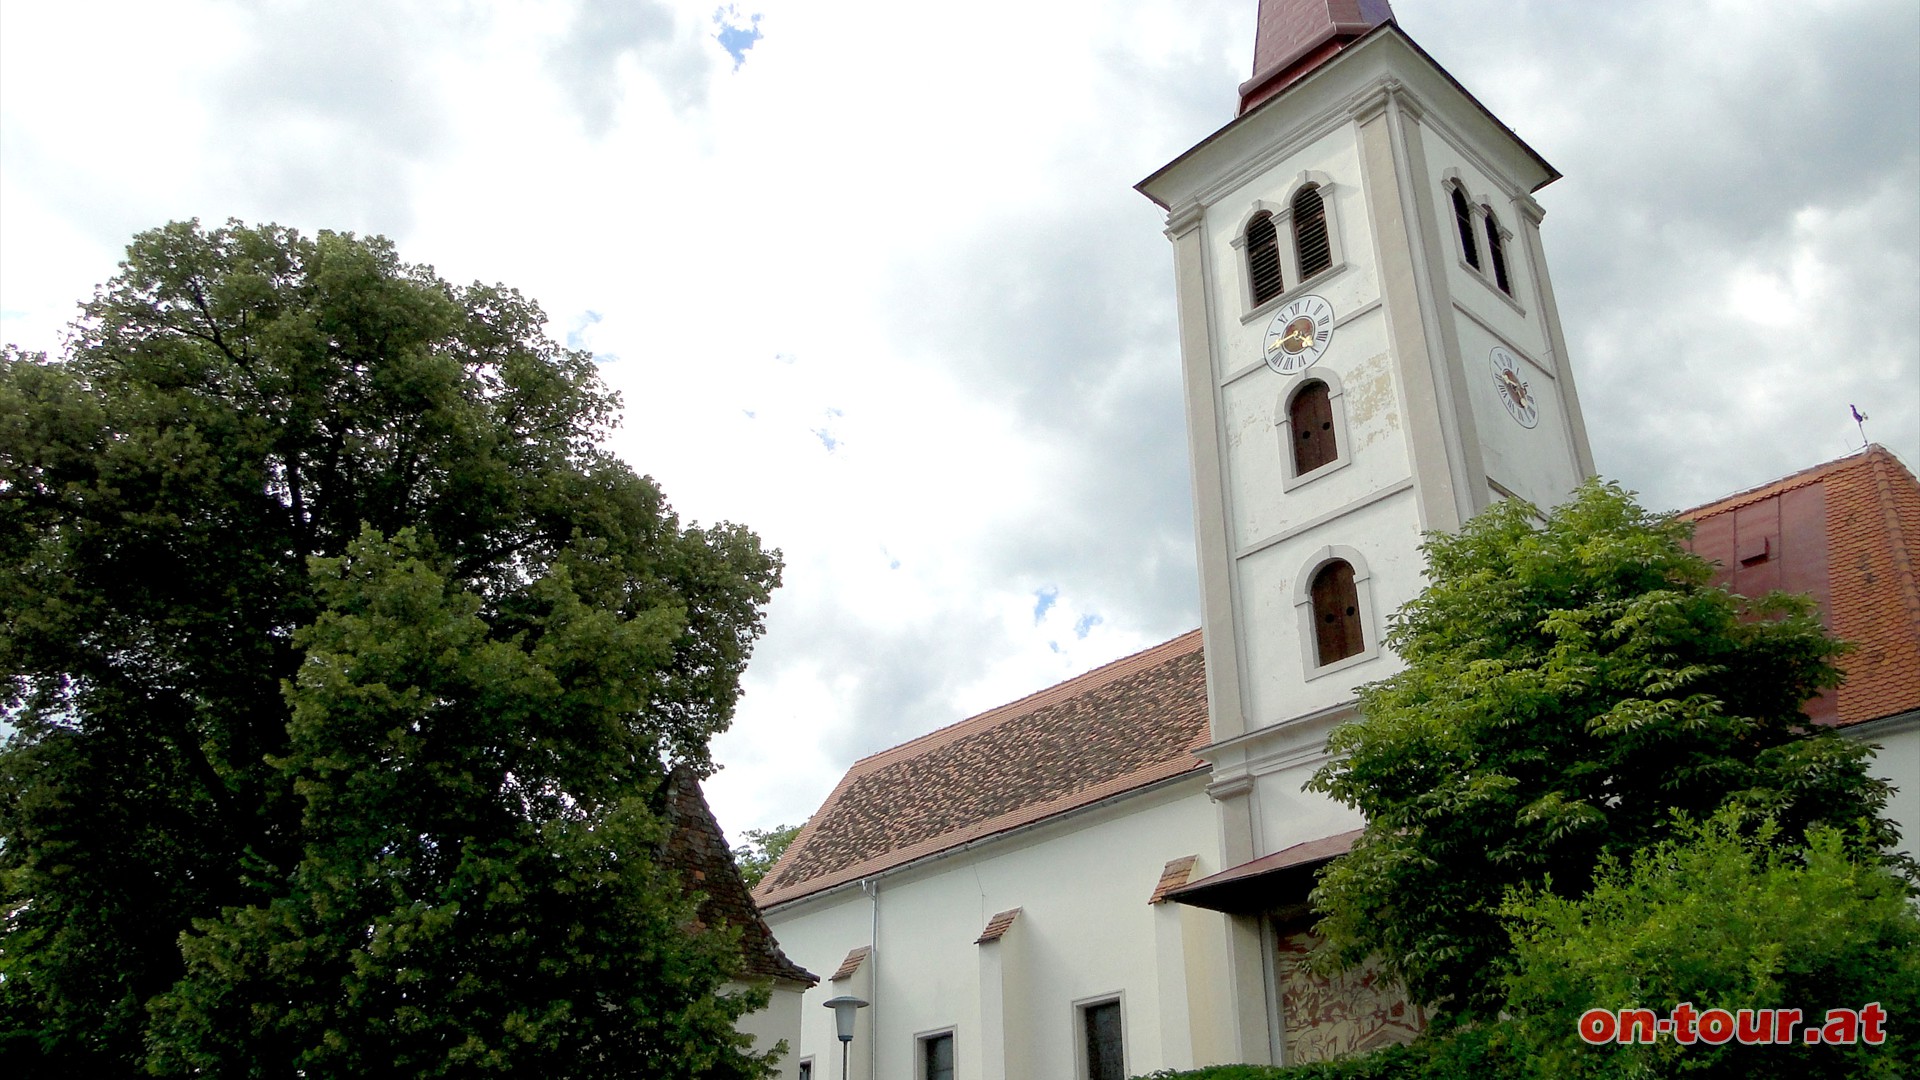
[1263,295,1334,375]
[1490,346,1539,428]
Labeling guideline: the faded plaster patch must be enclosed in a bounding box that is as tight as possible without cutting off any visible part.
[1227,399,1269,452]
[1345,351,1398,448]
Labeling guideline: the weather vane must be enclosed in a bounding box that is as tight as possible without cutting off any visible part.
[1851,404,1870,447]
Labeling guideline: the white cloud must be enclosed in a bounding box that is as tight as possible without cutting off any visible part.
[2,0,1915,841]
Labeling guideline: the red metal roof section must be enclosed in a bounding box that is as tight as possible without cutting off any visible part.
[1239,0,1394,114]
[1680,445,1920,728]
[753,631,1211,909]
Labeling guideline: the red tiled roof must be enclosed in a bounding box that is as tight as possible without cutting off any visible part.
[754,450,1920,914]
[1148,855,1201,905]
[974,908,1022,944]
[753,631,1211,909]
[1681,446,1920,727]
[829,946,869,983]
[660,767,817,985]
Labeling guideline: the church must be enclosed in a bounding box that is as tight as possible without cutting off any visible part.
[738,2,1920,1076]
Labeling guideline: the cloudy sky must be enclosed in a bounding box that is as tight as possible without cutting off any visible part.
[3,0,1916,843]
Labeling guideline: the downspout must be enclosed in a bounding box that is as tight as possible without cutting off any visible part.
[863,879,879,1080]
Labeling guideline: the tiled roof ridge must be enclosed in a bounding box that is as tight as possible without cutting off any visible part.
[847,629,1205,771]
[1865,449,1920,637]
[1823,447,1920,725]
[1680,445,1887,521]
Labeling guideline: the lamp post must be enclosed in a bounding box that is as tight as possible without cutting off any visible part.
[821,995,868,1080]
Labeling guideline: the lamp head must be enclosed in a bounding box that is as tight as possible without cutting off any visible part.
[821,995,869,1043]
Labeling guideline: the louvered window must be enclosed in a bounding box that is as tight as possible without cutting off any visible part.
[1292,184,1332,280]
[1246,212,1284,305]
[1290,380,1336,475]
[1311,560,1363,666]
[1483,208,1512,295]
[1451,186,1480,270]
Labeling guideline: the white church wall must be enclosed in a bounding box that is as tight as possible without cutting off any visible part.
[1849,713,1920,870]
[1451,315,1580,511]
[1234,489,1424,729]
[1217,317,1408,551]
[731,980,807,1080]
[763,777,1228,1079]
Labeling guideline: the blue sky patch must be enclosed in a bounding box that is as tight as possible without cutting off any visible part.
[1074,613,1103,640]
[812,428,838,452]
[566,309,603,349]
[1032,585,1059,624]
[712,6,762,71]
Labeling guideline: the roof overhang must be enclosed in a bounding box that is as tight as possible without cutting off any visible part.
[1138,23,1560,210]
[1161,828,1362,913]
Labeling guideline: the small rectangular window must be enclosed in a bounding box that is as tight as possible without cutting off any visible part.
[921,1031,954,1080]
[1083,1000,1124,1080]
[797,1061,813,1080]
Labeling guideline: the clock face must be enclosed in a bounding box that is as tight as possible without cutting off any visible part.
[1490,347,1539,428]
[1263,294,1334,376]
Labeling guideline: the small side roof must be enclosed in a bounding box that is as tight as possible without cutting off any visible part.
[753,631,1211,909]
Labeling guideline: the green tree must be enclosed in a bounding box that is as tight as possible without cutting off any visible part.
[1306,481,1901,1022]
[1502,811,1920,1079]
[732,823,803,890]
[0,221,782,1075]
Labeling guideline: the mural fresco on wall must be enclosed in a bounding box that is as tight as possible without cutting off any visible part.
[1272,923,1427,1063]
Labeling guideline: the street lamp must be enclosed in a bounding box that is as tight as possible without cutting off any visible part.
[821,995,868,1080]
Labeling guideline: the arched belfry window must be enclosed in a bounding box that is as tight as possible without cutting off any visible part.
[1289,379,1335,475]
[1451,186,1480,270]
[1310,560,1363,666]
[1291,184,1332,281]
[1247,211,1284,306]
[1482,206,1512,295]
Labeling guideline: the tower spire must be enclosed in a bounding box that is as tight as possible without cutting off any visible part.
[1239,0,1394,114]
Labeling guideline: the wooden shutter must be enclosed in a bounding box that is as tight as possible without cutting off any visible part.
[1484,210,1512,294]
[1311,561,1363,665]
[1290,380,1336,475]
[1246,212,1284,305]
[1451,187,1480,269]
[1292,185,1332,279]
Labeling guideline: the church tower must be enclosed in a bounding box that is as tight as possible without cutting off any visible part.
[1139,1,1596,1058]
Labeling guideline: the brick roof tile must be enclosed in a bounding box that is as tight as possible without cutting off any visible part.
[753,632,1209,909]
[829,945,869,983]
[660,767,817,985]
[974,908,1022,944]
[1148,855,1201,905]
